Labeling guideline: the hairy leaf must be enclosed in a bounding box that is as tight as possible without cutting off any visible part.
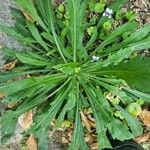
[100,57,150,93]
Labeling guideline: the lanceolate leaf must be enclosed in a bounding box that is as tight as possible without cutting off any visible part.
[16,53,53,66]
[117,106,143,137]
[55,90,76,128]
[26,21,50,51]
[108,118,133,141]
[0,25,34,44]
[42,0,67,63]
[0,70,49,82]
[122,24,150,46]
[1,111,19,143]
[81,82,112,149]
[69,84,89,150]
[0,74,66,96]
[95,21,138,52]
[123,87,150,102]
[108,0,129,11]
[66,0,89,61]
[29,84,72,150]
[15,0,47,31]
[100,57,150,93]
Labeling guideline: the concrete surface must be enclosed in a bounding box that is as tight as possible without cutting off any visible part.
[0,0,23,69]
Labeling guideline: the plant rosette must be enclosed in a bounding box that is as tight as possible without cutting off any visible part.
[0,0,150,150]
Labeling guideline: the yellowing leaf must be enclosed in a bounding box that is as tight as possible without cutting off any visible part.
[18,110,33,130]
[140,109,150,128]
[26,135,37,150]
[3,60,17,70]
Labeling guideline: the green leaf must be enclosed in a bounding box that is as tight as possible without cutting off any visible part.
[85,28,98,49]
[124,87,150,103]
[89,78,133,104]
[28,83,71,150]
[1,111,19,144]
[81,82,112,149]
[16,52,53,66]
[0,25,34,44]
[101,47,137,67]
[108,118,133,141]
[55,90,76,128]
[15,0,48,31]
[0,74,66,96]
[66,0,89,61]
[10,7,32,37]
[129,37,150,50]
[104,24,150,53]
[108,0,129,12]
[69,85,89,150]
[95,21,138,52]
[0,70,49,82]
[0,25,23,39]
[122,24,150,46]
[26,21,50,51]
[100,57,150,93]
[117,106,143,137]
[42,0,67,63]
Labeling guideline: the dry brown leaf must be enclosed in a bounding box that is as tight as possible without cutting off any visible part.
[80,111,92,132]
[18,110,33,130]
[85,133,93,143]
[3,60,17,70]
[23,12,35,23]
[140,109,150,128]
[135,131,150,144]
[62,136,69,144]
[87,114,95,123]
[0,93,5,99]
[26,135,37,150]
[90,142,99,150]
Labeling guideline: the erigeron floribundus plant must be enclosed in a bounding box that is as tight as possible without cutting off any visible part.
[0,0,150,149]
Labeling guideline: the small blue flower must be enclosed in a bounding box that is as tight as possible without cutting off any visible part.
[92,55,100,62]
[103,8,113,19]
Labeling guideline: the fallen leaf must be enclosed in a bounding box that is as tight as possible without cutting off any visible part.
[26,135,37,150]
[3,60,17,70]
[90,142,99,150]
[135,131,150,143]
[140,109,150,128]
[0,93,5,99]
[80,111,92,132]
[62,136,69,144]
[18,110,33,130]
[85,133,93,142]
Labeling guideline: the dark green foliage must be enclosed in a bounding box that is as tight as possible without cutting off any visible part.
[0,0,150,149]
